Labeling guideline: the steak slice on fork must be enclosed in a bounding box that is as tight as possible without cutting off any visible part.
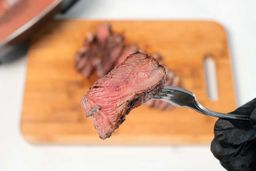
[82,52,166,139]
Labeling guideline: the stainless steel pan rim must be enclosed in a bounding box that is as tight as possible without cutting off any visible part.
[0,0,62,48]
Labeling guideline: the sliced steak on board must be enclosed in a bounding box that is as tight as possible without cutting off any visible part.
[82,52,166,139]
[75,24,124,78]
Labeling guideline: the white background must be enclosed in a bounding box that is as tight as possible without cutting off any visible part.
[1,0,256,170]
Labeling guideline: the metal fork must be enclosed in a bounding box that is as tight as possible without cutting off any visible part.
[153,86,249,121]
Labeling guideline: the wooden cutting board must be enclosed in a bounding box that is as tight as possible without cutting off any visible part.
[21,20,236,144]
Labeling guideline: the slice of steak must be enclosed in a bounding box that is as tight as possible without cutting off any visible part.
[75,34,95,77]
[75,24,124,78]
[82,52,166,139]
[96,24,110,44]
[75,34,97,77]
[97,29,124,76]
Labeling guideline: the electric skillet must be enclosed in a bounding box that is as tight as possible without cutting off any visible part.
[0,0,78,63]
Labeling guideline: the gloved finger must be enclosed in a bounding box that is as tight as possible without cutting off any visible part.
[211,137,256,171]
[214,118,256,145]
[211,138,244,171]
[211,137,238,160]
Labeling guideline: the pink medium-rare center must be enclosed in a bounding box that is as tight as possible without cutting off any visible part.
[82,52,166,139]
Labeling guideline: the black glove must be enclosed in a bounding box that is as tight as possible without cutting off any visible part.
[211,98,256,171]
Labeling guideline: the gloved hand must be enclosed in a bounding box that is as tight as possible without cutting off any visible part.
[211,98,256,171]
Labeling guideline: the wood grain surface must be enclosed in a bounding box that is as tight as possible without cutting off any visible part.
[21,20,236,144]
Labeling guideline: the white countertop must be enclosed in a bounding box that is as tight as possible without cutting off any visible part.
[1,0,256,170]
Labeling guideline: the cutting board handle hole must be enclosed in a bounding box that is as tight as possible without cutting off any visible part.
[204,56,218,101]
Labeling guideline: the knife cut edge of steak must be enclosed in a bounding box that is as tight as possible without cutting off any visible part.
[82,52,166,139]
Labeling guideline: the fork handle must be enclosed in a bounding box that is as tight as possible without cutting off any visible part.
[190,102,249,121]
